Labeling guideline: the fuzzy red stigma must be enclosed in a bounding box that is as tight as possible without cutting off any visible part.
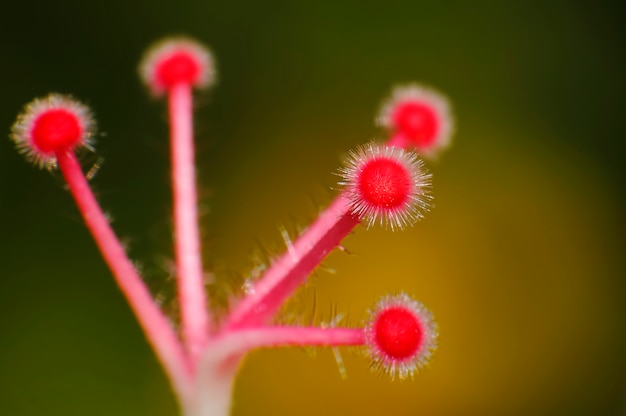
[358,158,411,210]
[392,101,438,147]
[10,94,94,168]
[31,109,83,154]
[374,306,422,360]
[339,144,431,230]
[154,50,202,89]
[377,84,454,157]
[139,37,215,95]
[366,293,438,380]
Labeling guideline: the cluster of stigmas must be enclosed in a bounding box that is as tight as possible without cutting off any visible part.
[9,36,453,415]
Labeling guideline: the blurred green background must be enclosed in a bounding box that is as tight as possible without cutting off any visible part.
[0,1,625,415]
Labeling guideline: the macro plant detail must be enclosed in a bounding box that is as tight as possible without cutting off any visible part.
[9,36,453,416]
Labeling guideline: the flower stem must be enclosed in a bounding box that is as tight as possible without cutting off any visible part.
[192,326,364,416]
[169,82,210,361]
[56,149,194,403]
[217,326,365,351]
[192,352,240,416]
[225,195,361,329]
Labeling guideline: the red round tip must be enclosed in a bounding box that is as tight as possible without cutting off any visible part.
[358,157,411,210]
[31,109,83,154]
[377,85,454,157]
[392,101,438,147]
[154,50,202,89]
[374,306,422,360]
[339,144,431,230]
[10,94,94,168]
[140,37,215,95]
[366,293,438,380]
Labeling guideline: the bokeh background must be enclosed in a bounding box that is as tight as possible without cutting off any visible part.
[0,1,625,415]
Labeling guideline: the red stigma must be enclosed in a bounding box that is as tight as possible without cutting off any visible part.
[374,306,422,360]
[358,158,411,209]
[155,51,202,89]
[31,109,83,154]
[392,101,438,147]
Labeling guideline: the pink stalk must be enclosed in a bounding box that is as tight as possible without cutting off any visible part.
[55,149,193,402]
[225,195,361,329]
[217,326,365,351]
[169,82,210,361]
[194,326,365,416]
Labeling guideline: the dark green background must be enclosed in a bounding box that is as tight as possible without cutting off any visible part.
[0,1,625,415]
